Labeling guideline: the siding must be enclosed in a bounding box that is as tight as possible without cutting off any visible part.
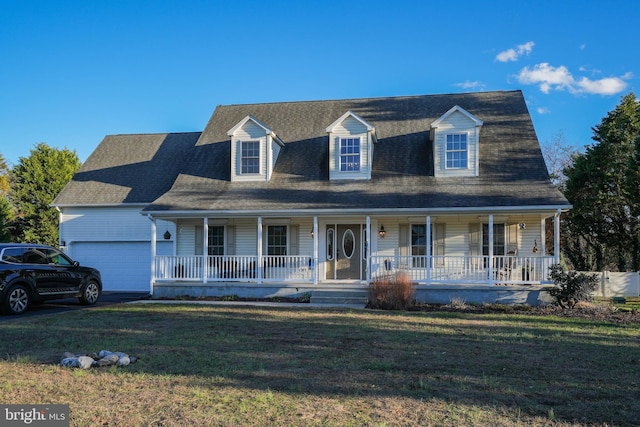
[60,206,173,243]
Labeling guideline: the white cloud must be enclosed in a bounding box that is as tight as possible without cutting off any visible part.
[536,107,550,114]
[455,80,486,91]
[496,41,535,62]
[516,62,630,95]
[575,76,628,95]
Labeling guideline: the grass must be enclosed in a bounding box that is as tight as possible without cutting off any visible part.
[0,303,639,426]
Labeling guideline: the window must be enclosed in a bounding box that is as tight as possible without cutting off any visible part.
[340,137,360,172]
[241,141,260,174]
[267,225,287,255]
[411,224,428,268]
[446,133,468,169]
[41,247,72,265]
[326,228,334,261]
[482,224,505,256]
[208,226,224,255]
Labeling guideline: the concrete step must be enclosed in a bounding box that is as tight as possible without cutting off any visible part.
[310,290,369,305]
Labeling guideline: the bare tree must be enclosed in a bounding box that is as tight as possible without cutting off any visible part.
[541,130,579,190]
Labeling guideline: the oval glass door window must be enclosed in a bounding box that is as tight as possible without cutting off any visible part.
[342,229,355,259]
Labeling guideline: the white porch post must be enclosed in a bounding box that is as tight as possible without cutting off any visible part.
[149,215,156,296]
[257,217,263,284]
[313,216,318,285]
[366,216,371,284]
[540,217,546,255]
[488,214,494,286]
[426,216,432,286]
[554,209,561,264]
[203,217,208,284]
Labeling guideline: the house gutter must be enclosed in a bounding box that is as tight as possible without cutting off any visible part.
[141,204,572,219]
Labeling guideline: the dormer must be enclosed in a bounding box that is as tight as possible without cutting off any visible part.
[227,115,284,182]
[326,111,376,180]
[430,105,483,177]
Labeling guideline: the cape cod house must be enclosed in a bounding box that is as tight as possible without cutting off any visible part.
[53,90,571,305]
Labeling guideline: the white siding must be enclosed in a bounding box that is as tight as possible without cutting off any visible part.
[176,224,197,256]
[235,219,258,255]
[60,206,173,243]
[433,110,480,178]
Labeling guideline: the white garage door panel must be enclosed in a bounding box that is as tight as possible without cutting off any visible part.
[71,242,153,292]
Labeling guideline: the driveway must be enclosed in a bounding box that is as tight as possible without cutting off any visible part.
[0,292,150,320]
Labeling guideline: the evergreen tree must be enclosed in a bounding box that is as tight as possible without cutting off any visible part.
[9,143,80,246]
[563,93,640,271]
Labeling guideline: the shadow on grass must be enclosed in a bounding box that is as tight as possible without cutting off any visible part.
[1,303,639,426]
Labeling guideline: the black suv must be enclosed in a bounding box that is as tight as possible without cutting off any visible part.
[0,243,102,315]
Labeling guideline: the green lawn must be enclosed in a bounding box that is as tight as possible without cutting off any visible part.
[1,303,639,426]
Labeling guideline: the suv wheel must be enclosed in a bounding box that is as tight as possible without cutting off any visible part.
[3,284,30,315]
[79,280,100,305]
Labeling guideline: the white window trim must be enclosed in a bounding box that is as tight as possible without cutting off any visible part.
[240,140,261,175]
[339,137,361,173]
[207,225,226,255]
[264,223,289,256]
[444,132,469,170]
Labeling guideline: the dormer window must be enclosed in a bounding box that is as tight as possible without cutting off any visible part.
[430,105,483,177]
[228,115,284,182]
[445,133,468,169]
[340,137,361,172]
[326,111,376,180]
[241,141,260,174]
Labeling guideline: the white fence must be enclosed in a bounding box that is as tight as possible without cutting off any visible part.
[588,271,640,297]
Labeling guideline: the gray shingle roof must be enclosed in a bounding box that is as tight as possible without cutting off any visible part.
[55,90,570,213]
[53,132,201,205]
[144,90,569,213]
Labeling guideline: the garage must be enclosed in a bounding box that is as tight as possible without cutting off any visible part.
[69,241,172,292]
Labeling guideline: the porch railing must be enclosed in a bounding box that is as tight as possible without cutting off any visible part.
[370,255,555,285]
[155,255,315,282]
[155,254,555,285]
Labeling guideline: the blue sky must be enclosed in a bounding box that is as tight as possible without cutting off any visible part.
[1,0,637,166]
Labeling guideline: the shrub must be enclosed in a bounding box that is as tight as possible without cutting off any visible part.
[368,271,415,310]
[547,264,599,309]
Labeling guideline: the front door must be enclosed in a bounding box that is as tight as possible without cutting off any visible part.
[327,224,362,280]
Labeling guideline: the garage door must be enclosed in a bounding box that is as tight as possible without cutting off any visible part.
[70,242,171,292]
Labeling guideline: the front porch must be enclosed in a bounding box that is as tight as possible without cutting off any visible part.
[152,254,555,305]
[154,254,555,285]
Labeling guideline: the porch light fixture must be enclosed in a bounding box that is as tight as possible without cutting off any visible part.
[310,228,314,238]
[164,230,171,240]
[378,225,386,238]
[519,223,526,230]
[532,239,538,253]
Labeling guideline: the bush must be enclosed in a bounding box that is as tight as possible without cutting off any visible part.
[547,264,599,309]
[368,271,415,310]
